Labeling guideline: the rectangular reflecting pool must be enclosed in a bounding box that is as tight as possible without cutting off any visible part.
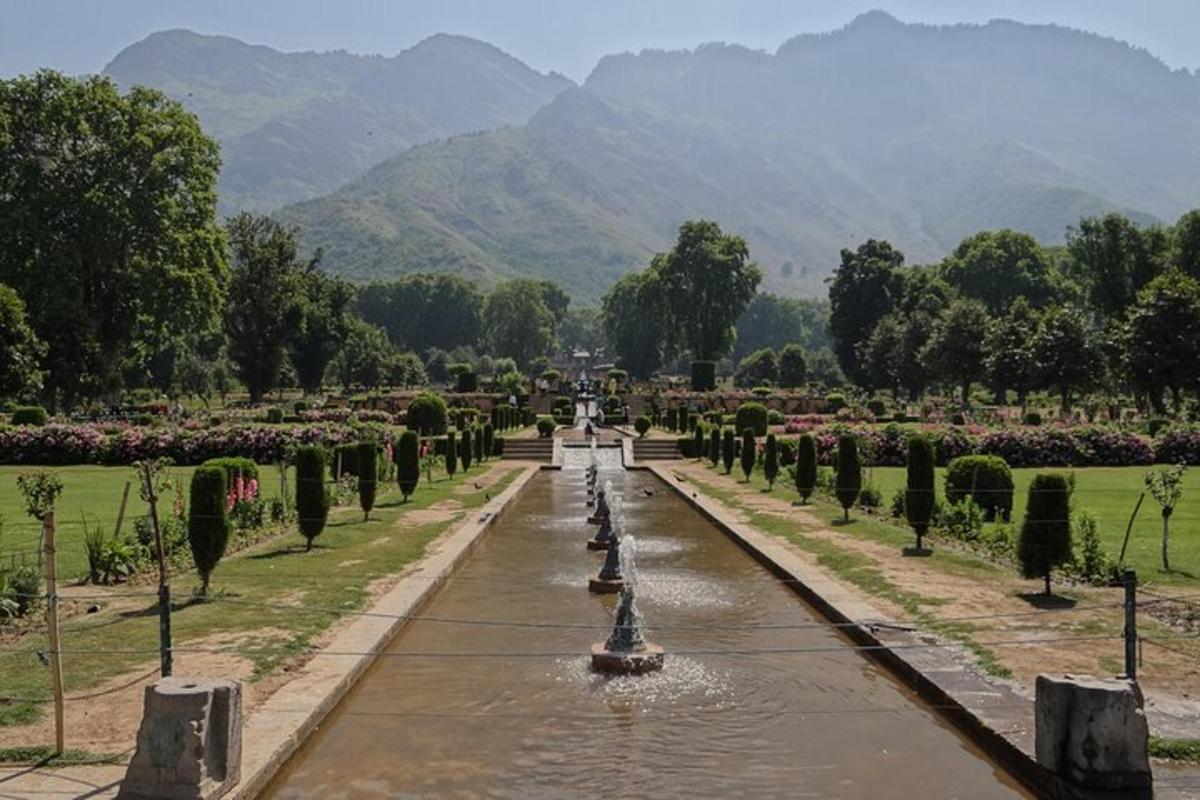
[264,467,1029,799]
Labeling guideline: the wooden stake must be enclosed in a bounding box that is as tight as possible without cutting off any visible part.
[112,480,131,540]
[42,511,65,754]
[140,463,172,677]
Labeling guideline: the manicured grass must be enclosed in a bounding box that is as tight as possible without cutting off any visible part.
[1149,737,1200,763]
[0,746,123,766]
[0,464,291,579]
[862,466,1200,587]
[0,460,520,727]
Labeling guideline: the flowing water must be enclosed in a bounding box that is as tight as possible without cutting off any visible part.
[265,464,1029,799]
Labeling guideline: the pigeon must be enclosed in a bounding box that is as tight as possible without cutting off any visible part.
[473,482,482,489]
[642,488,654,497]
[485,492,491,501]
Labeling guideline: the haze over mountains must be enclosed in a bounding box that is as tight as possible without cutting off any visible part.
[106,12,1200,301]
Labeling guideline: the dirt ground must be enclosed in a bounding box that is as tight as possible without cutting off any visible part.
[670,460,1200,733]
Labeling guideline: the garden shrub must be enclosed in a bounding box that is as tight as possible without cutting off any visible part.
[266,407,284,424]
[950,412,966,426]
[945,455,1014,521]
[735,402,768,437]
[778,438,796,467]
[1147,418,1169,437]
[455,371,479,393]
[536,417,556,438]
[693,424,706,460]
[407,393,449,435]
[767,409,785,425]
[676,436,697,458]
[740,428,756,481]
[721,428,736,474]
[835,434,861,521]
[867,398,887,417]
[1155,426,1200,465]
[201,457,259,483]
[1074,511,1114,584]
[858,483,881,508]
[763,433,779,489]
[709,426,720,466]
[825,393,847,414]
[635,415,651,438]
[10,406,48,426]
[795,433,817,503]
[482,423,494,459]
[188,466,230,595]
[1023,411,1043,426]
[396,430,419,502]
[905,435,936,549]
[473,425,484,463]
[1017,473,1073,595]
[941,498,984,541]
[294,401,309,414]
[445,431,458,478]
[460,427,474,472]
[357,441,377,520]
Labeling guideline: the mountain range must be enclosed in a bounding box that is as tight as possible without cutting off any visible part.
[105,12,1200,301]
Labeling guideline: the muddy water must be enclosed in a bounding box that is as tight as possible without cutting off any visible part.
[265,467,1029,799]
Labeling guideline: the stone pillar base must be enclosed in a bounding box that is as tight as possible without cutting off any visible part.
[1035,674,1150,794]
[118,677,242,800]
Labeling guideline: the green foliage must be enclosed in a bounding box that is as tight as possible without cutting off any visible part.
[395,431,419,502]
[763,433,779,489]
[294,446,328,549]
[945,455,1014,522]
[1145,464,1188,570]
[740,428,756,481]
[1074,511,1114,584]
[835,435,862,520]
[1017,473,1073,595]
[201,457,259,484]
[356,441,377,520]
[290,269,354,395]
[406,393,448,435]
[355,273,483,356]
[905,435,936,547]
[828,240,905,384]
[722,428,737,474]
[1031,305,1104,410]
[693,424,706,461]
[709,426,721,467]
[332,317,393,390]
[735,348,778,388]
[266,407,284,424]
[795,433,817,502]
[455,371,479,393]
[482,423,494,459]
[0,285,45,400]
[483,279,556,370]
[941,229,1058,313]
[635,415,651,438]
[984,297,1040,403]
[1067,213,1168,319]
[734,293,831,360]
[0,71,226,405]
[224,213,305,402]
[10,406,48,426]
[922,297,991,401]
[690,360,716,392]
[941,498,984,542]
[188,466,230,595]
[444,431,458,478]
[1120,271,1200,413]
[734,402,768,437]
[825,393,847,413]
[536,416,556,438]
[777,344,808,388]
[16,470,63,520]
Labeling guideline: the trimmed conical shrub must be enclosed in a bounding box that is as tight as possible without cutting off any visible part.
[460,427,474,472]
[445,431,458,479]
[795,433,817,503]
[295,445,329,550]
[357,441,377,521]
[740,428,756,481]
[722,428,736,474]
[709,426,720,467]
[905,435,936,550]
[473,425,484,463]
[396,431,420,502]
[188,466,230,595]
[764,433,779,490]
[482,423,494,460]
[693,424,705,461]
[1017,473,1073,596]
[835,435,861,521]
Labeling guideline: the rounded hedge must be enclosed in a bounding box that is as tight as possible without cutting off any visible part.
[11,406,48,426]
[691,360,717,391]
[835,434,862,520]
[635,415,651,437]
[407,393,448,436]
[735,402,769,437]
[536,417,556,438]
[945,454,1014,521]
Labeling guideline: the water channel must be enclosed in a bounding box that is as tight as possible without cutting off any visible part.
[266,452,1029,798]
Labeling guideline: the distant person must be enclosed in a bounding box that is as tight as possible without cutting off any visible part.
[597,408,606,427]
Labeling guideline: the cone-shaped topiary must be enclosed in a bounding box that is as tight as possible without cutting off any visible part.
[721,428,736,474]
[396,431,420,502]
[445,431,458,478]
[357,441,377,521]
[740,428,756,481]
[795,433,817,503]
[693,424,705,461]
[460,427,474,472]
[188,466,230,595]
[905,435,936,550]
[835,434,861,521]
[473,425,484,463]
[482,423,494,460]
[295,445,329,550]
[709,426,721,467]
[1017,473,1073,596]
[764,433,779,490]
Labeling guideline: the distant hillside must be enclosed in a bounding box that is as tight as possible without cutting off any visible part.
[104,30,572,211]
[281,11,1200,301]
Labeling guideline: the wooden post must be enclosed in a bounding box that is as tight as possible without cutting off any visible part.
[112,480,131,540]
[140,463,172,677]
[42,511,65,754]
[1123,570,1138,681]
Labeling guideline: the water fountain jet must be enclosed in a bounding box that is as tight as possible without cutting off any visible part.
[591,535,664,674]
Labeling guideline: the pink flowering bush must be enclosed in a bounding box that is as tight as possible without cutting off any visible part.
[1155,426,1200,465]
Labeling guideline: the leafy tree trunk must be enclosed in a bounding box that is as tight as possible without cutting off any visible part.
[1044,572,1051,597]
[1162,511,1171,571]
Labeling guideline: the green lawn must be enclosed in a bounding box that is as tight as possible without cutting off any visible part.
[0,460,520,727]
[0,464,291,579]
[859,466,1200,588]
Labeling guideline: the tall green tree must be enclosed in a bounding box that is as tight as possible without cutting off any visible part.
[224,214,305,402]
[356,273,483,355]
[983,297,1040,407]
[1119,271,1200,413]
[333,317,394,391]
[828,240,905,384]
[921,298,991,402]
[734,348,778,387]
[601,270,672,379]
[941,229,1058,314]
[654,220,762,363]
[0,283,46,400]
[1067,214,1168,319]
[558,307,605,353]
[483,279,556,370]
[734,293,831,359]
[0,71,227,406]
[1172,209,1200,280]
[290,267,355,395]
[777,345,808,388]
[1031,305,1105,411]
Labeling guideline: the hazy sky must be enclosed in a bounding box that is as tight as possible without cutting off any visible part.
[3,0,1198,81]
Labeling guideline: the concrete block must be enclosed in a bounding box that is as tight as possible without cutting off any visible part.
[118,677,242,800]
[1035,674,1150,792]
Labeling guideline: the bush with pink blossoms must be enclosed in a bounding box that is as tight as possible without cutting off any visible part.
[1155,426,1200,465]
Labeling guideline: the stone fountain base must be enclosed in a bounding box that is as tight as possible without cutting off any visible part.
[588,576,623,593]
[586,539,613,551]
[586,498,595,508]
[591,642,664,675]
[587,514,607,525]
